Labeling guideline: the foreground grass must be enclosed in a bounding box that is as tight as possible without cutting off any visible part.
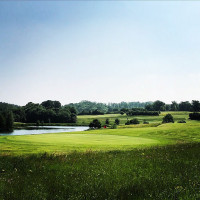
[1,143,200,200]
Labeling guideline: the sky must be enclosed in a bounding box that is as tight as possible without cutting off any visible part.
[0,1,200,106]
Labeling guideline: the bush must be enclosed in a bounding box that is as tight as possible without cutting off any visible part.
[89,119,101,129]
[105,118,110,125]
[143,120,149,124]
[177,120,186,123]
[115,118,120,125]
[125,120,130,125]
[111,123,118,129]
[162,114,174,123]
[189,112,200,120]
[130,118,140,124]
[120,111,125,115]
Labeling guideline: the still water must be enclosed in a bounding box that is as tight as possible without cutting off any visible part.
[0,126,88,136]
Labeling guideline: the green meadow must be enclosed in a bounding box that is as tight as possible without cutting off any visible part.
[77,111,189,125]
[1,112,200,199]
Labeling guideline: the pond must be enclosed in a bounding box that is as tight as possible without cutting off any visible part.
[0,126,88,136]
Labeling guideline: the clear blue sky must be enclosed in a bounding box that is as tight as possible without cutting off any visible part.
[0,1,200,105]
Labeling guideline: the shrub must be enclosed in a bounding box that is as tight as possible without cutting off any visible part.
[89,119,101,129]
[120,111,125,115]
[177,120,186,123]
[125,120,130,125]
[143,120,149,124]
[162,114,174,123]
[189,112,200,120]
[111,123,118,129]
[130,118,140,124]
[115,118,120,125]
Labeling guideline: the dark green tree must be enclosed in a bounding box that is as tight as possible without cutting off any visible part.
[89,119,101,129]
[105,118,110,125]
[130,118,140,124]
[171,101,178,111]
[192,100,200,112]
[0,113,6,132]
[152,100,165,111]
[162,114,174,123]
[179,101,192,111]
[115,118,120,125]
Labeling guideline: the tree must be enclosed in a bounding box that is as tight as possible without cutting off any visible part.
[120,111,125,115]
[192,100,200,112]
[89,119,101,129]
[171,101,178,111]
[115,118,120,125]
[0,113,6,132]
[5,111,14,131]
[41,100,61,112]
[179,101,192,111]
[162,114,174,123]
[145,104,153,111]
[189,112,200,120]
[105,118,110,125]
[0,111,14,132]
[152,100,165,111]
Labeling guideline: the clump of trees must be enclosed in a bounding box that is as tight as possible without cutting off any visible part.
[0,111,14,132]
[162,114,174,123]
[0,100,77,124]
[67,101,152,115]
[189,113,200,120]
[24,101,77,123]
[130,118,140,124]
[89,119,101,129]
[125,118,140,125]
[68,101,108,115]
[145,100,200,112]
[105,119,110,125]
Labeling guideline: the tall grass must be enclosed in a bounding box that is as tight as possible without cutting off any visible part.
[1,143,200,200]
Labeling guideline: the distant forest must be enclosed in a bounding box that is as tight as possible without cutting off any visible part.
[0,100,200,123]
[68,100,200,114]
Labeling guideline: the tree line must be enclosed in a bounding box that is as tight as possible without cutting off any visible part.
[0,100,77,126]
[67,100,200,115]
[68,101,153,115]
[145,100,200,112]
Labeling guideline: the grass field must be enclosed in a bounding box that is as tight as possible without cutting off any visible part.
[1,112,200,199]
[77,111,190,125]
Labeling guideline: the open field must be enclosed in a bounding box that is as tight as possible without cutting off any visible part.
[77,111,190,125]
[1,112,200,199]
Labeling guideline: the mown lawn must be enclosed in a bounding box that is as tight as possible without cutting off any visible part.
[1,120,200,155]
